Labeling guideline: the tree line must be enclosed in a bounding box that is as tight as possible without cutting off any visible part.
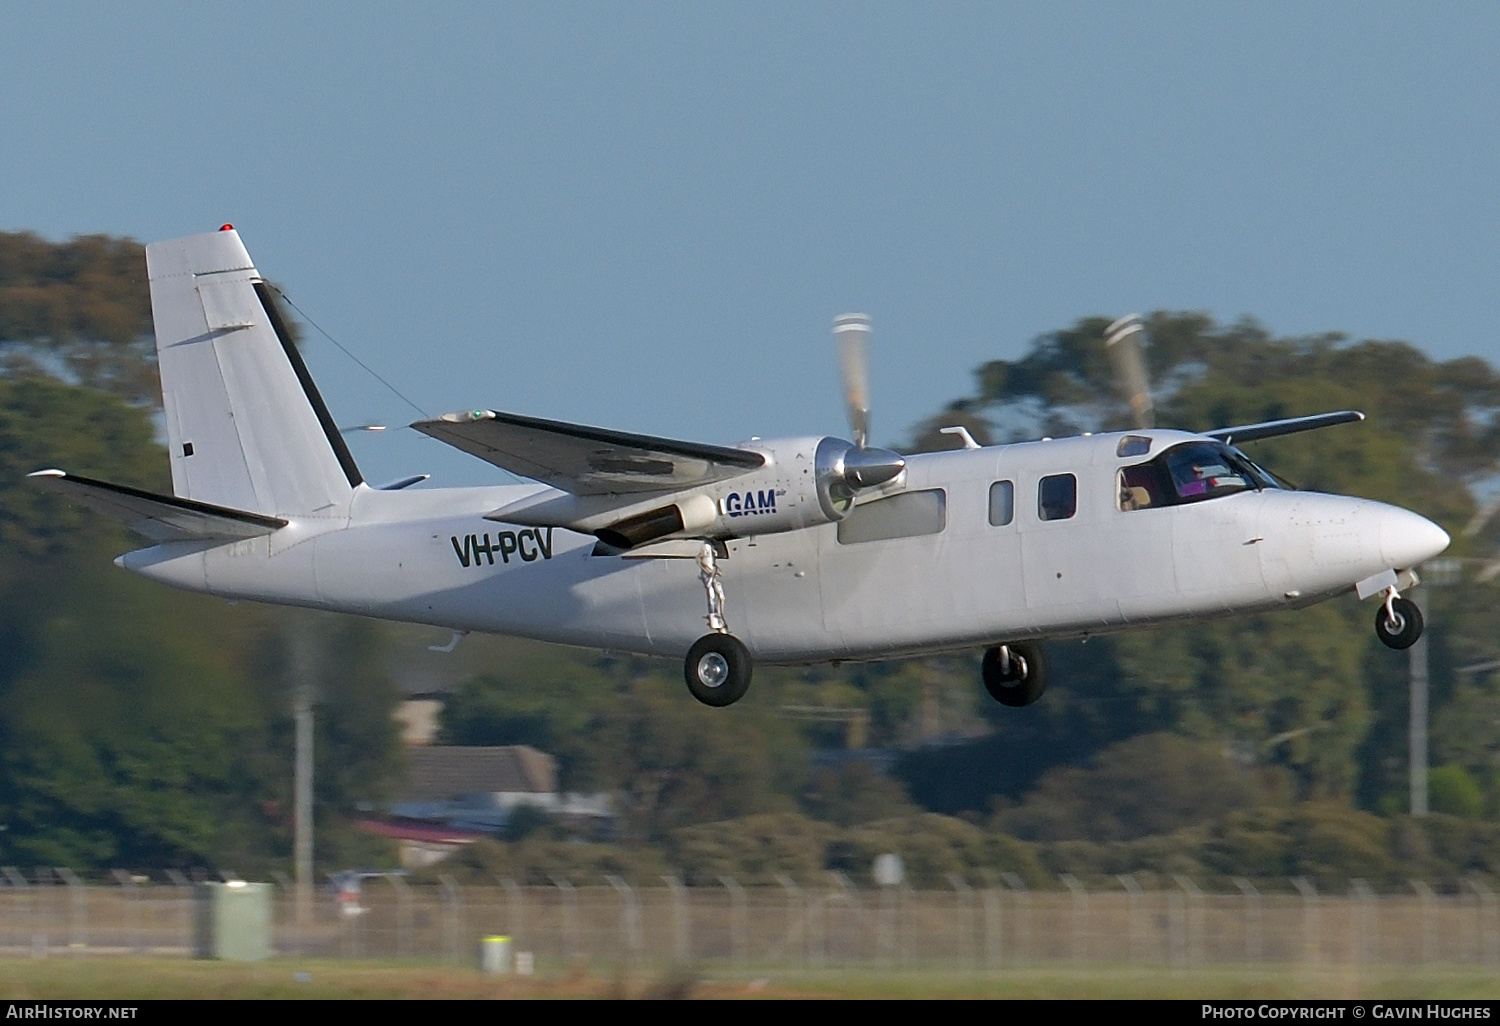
[3,230,1499,885]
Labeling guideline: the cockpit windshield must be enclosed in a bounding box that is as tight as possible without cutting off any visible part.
[1118,441,1283,511]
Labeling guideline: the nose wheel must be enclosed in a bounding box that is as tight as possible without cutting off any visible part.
[982,642,1047,707]
[1375,592,1424,650]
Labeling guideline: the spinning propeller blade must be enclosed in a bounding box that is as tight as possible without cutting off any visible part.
[1105,314,1154,429]
[834,313,872,450]
[832,313,905,490]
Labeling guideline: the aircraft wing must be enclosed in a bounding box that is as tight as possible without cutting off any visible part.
[411,409,767,495]
[1206,410,1365,444]
[28,469,288,542]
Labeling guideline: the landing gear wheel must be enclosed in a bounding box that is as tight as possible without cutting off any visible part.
[1375,596,1423,650]
[982,642,1047,707]
[684,633,752,707]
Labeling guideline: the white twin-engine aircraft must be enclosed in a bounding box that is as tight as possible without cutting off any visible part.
[30,228,1451,708]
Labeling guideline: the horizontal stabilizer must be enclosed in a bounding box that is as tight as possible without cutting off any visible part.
[28,469,287,543]
[413,409,765,495]
[1206,410,1364,444]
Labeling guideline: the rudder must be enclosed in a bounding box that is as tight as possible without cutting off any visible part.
[147,228,361,515]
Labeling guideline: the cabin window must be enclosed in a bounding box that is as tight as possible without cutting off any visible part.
[988,480,1014,526]
[837,488,947,544]
[1037,474,1076,521]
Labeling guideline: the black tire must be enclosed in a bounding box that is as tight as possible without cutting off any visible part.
[982,642,1047,707]
[684,633,752,707]
[1375,597,1423,650]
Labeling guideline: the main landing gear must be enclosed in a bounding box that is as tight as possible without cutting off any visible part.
[683,541,753,707]
[1374,587,1424,650]
[982,642,1047,707]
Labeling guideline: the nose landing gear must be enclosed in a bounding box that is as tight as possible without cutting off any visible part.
[1375,588,1424,650]
[982,642,1047,707]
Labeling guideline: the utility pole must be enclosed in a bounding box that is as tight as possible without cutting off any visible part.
[292,615,316,929]
[1409,587,1429,817]
[1411,559,1460,817]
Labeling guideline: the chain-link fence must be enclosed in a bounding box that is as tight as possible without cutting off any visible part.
[2,870,1497,972]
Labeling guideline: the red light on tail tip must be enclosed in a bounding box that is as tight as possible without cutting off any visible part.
[219,224,234,231]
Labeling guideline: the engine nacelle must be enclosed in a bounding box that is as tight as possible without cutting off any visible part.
[711,435,851,538]
[592,435,904,549]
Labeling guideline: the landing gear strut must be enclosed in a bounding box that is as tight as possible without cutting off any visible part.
[698,541,727,633]
[982,642,1047,707]
[1375,588,1424,650]
[684,542,752,706]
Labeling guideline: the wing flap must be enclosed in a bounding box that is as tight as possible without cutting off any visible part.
[28,469,287,542]
[412,409,765,495]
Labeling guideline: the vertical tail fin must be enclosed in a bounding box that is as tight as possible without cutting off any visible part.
[146,228,362,515]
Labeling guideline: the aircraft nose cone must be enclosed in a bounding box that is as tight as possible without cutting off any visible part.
[1380,507,1450,570]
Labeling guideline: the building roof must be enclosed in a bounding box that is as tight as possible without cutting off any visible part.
[401,745,558,803]
[358,818,490,846]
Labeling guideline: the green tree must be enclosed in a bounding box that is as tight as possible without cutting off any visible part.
[906,311,1497,820]
[996,733,1269,844]
[669,811,837,885]
[0,570,272,869]
[0,232,156,406]
[0,371,404,873]
[800,760,919,827]
[580,676,805,844]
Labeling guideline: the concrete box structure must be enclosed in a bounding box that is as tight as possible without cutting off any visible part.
[193,882,272,960]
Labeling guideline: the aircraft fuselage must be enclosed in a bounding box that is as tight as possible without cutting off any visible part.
[119,428,1447,664]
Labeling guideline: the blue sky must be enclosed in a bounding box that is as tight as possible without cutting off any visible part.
[5,3,1498,487]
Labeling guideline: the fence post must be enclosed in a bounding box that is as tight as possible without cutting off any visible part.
[269,871,295,957]
[1350,879,1375,968]
[1001,872,1029,967]
[549,875,580,965]
[604,875,641,965]
[1116,874,1142,966]
[773,873,805,968]
[983,879,1000,969]
[500,877,524,962]
[387,872,412,959]
[1410,878,1435,965]
[1059,873,1086,964]
[719,876,746,966]
[1292,877,1320,967]
[1174,875,1203,967]
[439,874,461,965]
[7,868,39,957]
[874,873,897,969]
[829,872,857,969]
[34,867,54,958]
[948,873,978,969]
[54,868,84,956]
[164,870,192,958]
[662,875,688,965]
[1233,878,1261,965]
[1463,877,1495,968]
[36,868,56,959]
[108,869,139,954]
